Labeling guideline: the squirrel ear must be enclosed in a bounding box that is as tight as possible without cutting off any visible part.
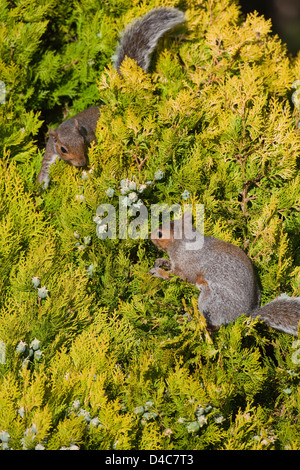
[49,128,58,142]
[74,119,87,138]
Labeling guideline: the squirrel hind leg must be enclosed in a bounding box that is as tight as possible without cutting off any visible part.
[206,322,220,332]
[197,283,246,329]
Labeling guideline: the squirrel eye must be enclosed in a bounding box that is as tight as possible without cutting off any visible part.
[60,146,68,154]
[158,230,163,239]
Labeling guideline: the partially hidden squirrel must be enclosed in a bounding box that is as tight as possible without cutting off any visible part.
[37,7,185,188]
[150,211,300,336]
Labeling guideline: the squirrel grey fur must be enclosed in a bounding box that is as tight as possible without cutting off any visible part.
[37,7,185,188]
[150,212,300,336]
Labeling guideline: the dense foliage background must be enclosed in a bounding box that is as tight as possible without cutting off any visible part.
[0,0,299,450]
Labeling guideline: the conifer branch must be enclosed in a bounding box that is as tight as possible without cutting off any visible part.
[132,145,149,176]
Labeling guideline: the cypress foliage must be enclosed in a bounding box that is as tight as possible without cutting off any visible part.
[0,0,299,450]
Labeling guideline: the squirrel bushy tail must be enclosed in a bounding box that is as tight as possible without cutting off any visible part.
[250,297,300,336]
[113,7,185,73]
[150,212,300,336]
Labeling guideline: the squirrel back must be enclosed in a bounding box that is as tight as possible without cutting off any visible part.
[37,7,185,188]
[150,212,300,335]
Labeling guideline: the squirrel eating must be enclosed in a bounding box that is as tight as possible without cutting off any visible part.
[37,7,185,188]
[150,211,300,336]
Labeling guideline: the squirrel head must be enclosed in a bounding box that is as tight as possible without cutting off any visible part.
[49,119,87,167]
[150,211,195,252]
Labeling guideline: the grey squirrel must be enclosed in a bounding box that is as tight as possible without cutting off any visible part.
[37,7,185,188]
[150,211,300,336]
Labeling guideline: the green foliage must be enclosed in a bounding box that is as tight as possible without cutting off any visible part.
[0,0,300,450]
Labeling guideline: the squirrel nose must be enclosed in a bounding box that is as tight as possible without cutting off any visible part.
[73,158,86,167]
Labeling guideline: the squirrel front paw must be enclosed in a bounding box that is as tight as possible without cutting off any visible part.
[154,258,171,269]
[149,267,161,277]
[149,266,172,280]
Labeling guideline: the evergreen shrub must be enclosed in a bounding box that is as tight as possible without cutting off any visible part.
[0,0,299,450]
